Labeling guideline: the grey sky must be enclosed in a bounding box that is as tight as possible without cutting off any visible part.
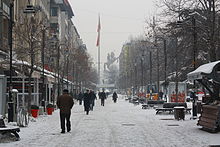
[69,0,156,67]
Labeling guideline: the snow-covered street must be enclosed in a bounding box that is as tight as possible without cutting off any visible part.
[1,95,220,147]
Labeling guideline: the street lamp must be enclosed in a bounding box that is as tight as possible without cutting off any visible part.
[7,2,14,122]
[149,51,152,100]
[176,14,198,118]
[55,37,60,97]
[156,36,168,101]
[141,55,144,94]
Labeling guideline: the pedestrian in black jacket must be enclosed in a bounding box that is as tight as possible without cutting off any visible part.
[100,89,107,106]
[90,90,97,111]
[78,92,83,105]
[112,92,118,103]
[83,90,91,115]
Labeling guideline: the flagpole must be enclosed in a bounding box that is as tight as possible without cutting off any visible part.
[96,14,101,84]
[98,39,100,84]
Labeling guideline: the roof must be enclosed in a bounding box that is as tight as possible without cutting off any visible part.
[187,60,220,80]
[63,0,74,17]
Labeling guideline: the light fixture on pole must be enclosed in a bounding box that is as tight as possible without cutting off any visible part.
[8,2,14,123]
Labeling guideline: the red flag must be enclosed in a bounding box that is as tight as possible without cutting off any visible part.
[96,15,101,46]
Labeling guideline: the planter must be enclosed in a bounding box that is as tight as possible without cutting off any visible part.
[46,107,54,115]
[31,109,39,118]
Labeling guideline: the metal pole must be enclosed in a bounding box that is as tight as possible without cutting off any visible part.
[41,28,45,110]
[149,51,152,100]
[164,39,167,101]
[57,42,60,97]
[192,17,197,73]
[175,37,178,102]
[141,57,144,94]
[192,16,197,119]
[67,56,69,89]
[8,2,14,123]
[156,41,160,94]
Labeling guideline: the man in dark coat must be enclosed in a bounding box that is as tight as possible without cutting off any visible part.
[89,90,97,111]
[100,89,107,106]
[57,89,74,133]
[78,92,83,105]
[83,89,91,115]
[158,90,164,100]
[112,92,118,103]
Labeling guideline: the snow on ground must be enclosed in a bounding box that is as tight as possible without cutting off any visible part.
[1,95,220,147]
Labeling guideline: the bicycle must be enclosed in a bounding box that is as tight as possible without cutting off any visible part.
[17,107,29,127]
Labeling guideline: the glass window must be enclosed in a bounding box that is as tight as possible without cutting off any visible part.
[51,7,58,16]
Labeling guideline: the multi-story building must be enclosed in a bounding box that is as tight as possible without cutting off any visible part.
[0,0,12,64]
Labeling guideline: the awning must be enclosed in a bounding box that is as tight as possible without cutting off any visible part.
[187,60,220,82]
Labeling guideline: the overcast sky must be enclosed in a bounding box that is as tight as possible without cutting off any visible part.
[69,0,157,67]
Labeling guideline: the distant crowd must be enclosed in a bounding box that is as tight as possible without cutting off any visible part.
[56,89,118,133]
[77,89,118,115]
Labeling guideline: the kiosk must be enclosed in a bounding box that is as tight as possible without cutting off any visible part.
[188,61,220,132]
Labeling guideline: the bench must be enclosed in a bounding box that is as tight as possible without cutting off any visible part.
[133,101,139,105]
[156,108,174,114]
[156,107,191,114]
[0,126,20,141]
[142,104,149,109]
[155,102,191,114]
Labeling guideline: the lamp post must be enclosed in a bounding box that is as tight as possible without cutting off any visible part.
[41,27,46,110]
[141,55,144,94]
[192,16,197,119]
[134,62,137,96]
[163,39,168,101]
[177,14,198,118]
[8,2,14,122]
[56,39,60,97]
[149,51,152,100]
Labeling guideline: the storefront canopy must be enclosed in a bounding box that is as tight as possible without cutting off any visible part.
[187,60,220,83]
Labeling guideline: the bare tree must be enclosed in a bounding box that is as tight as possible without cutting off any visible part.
[14,14,45,113]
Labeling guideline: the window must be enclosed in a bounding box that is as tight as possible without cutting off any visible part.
[3,2,9,15]
[51,7,58,16]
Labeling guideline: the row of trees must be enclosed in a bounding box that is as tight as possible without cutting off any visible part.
[118,0,220,95]
[12,11,98,112]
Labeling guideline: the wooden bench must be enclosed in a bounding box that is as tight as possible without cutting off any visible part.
[155,102,191,114]
[133,101,139,105]
[0,126,20,141]
[156,108,174,114]
[156,107,191,114]
[142,104,149,109]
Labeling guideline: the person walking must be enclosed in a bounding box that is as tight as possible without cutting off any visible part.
[90,90,97,111]
[98,90,101,99]
[112,91,118,103]
[56,89,74,133]
[100,89,106,106]
[83,89,91,115]
[78,92,83,105]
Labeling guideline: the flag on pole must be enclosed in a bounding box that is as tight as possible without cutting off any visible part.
[96,14,101,46]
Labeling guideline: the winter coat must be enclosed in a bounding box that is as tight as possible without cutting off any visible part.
[78,92,83,101]
[113,92,118,100]
[57,94,74,114]
[90,92,97,101]
[83,93,91,110]
[100,92,106,100]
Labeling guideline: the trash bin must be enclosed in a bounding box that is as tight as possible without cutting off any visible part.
[174,106,185,120]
